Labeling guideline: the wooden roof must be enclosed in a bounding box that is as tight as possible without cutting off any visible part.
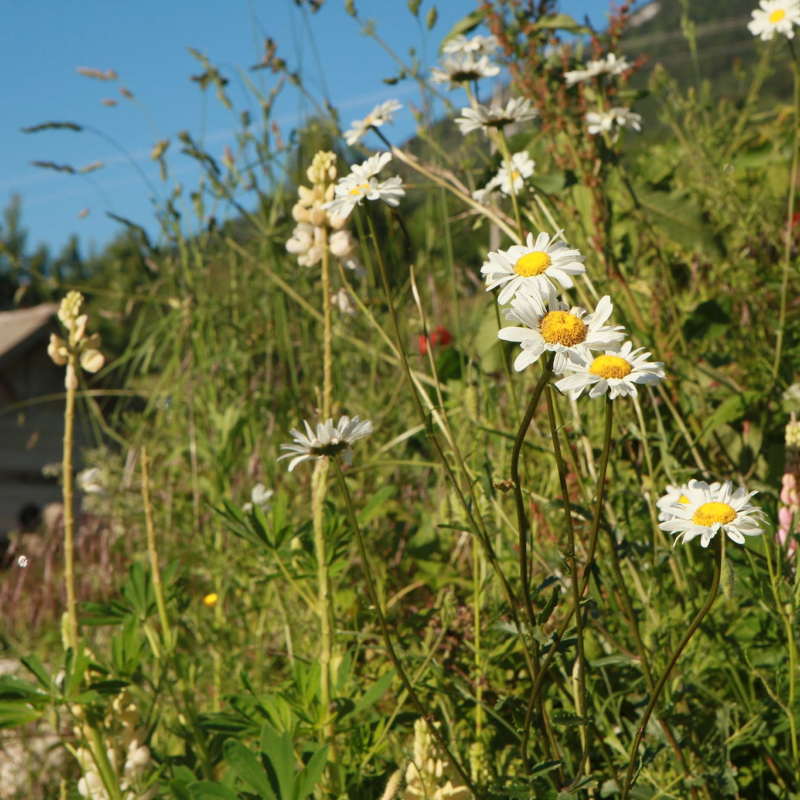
[0,303,58,368]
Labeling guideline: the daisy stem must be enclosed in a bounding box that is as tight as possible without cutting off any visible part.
[331,458,481,799]
[620,535,723,800]
[496,128,525,240]
[543,375,590,773]
[519,397,614,774]
[771,39,800,384]
[364,208,537,680]
[62,353,79,653]
[511,358,553,629]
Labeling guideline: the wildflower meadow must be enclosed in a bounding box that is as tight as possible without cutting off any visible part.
[2,1,800,798]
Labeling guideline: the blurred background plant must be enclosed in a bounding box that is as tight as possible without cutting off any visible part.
[0,0,799,798]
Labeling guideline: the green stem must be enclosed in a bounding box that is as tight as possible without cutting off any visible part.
[771,41,800,383]
[63,356,79,652]
[141,447,172,650]
[331,458,481,798]
[511,361,553,630]
[543,382,589,779]
[496,128,524,239]
[364,209,536,678]
[521,394,614,771]
[620,536,723,800]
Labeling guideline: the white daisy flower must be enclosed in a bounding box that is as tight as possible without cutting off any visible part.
[564,53,630,86]
[496,151,535,195]
[472,175,502,203]
[657,482,722,522]
[344,99,402,146]
[455,97,536,134]
[659,480,765,548]
[481,229,586,305]
[243,483,274,513]
[554,341,664,400]
[279,416,374,472]
[431,54,500,89]
[585,108,642,138]
[748,0,800,39]
[323,152,405,220]
[442,34,500,56]
[498,292,626,374]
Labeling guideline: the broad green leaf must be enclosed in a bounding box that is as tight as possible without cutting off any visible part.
[188,781,240,800]
[0,701,44,729]
[224,739,276,800]
[260,722,294,800]
[292,746,329,800]
[637,189,722,256]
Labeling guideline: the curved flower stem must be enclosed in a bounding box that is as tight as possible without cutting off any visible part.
[364,208,536,679]
[331,458,481,799]
[772,40,800,384]
[543,381,589,775]
[62,355,79,652]
[520,394,615,773]
[511,360,553,630]
[620,536,723,800]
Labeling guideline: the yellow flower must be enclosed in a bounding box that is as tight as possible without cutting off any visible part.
[203,593,219,607]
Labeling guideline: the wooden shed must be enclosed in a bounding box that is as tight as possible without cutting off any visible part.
[0,304,72,534]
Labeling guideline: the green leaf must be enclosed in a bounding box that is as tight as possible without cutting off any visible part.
[188,781,240,800]
[682,298,731,342]
[260,722,294,800]
[529,173,567,195]
[0,675,49,701]
[698,392,759,445]
[0,701,44,728]
[293,746,329,800]
[438,8,489,52]
[21,655,53,690]
[224,739,277,800]
[356,486,395,526]
[637,189,722,256]
[350,670,395,718]
[537,585,560,625]
[533,14,592,34]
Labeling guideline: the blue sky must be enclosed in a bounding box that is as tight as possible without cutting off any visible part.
[1,0,606,256]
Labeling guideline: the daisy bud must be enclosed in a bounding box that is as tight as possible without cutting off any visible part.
[80,349,105,373]
[65,364,78,390]
[48,334,68,366]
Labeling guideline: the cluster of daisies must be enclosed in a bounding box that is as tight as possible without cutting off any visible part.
[482,229,663,400]
[482,228,765,547]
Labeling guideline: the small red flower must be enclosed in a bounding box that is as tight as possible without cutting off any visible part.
[419,324,453,356]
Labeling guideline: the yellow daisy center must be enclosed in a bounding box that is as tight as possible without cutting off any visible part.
[589,355,632,380]
[692,502,736,527]
[349,183,370,196]
[770,8,786,22]
[539,311,588,347]
[679,495,690,504]
[511,170,520,181]
[514,251,551,277]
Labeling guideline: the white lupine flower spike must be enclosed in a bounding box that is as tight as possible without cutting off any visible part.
[554,341,665,400]
[279,416,374,472]
[659,480,765,548]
